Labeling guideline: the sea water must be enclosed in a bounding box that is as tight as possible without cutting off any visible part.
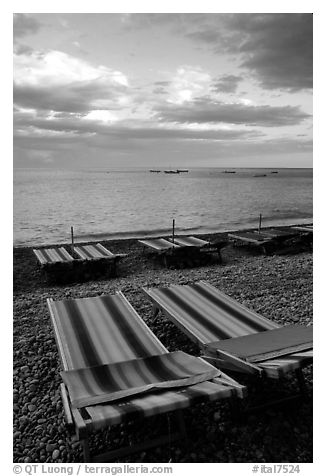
[13,167,313,247]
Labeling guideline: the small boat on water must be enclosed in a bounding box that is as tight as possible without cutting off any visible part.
[222,170,236,174]
[253,174,267,177]
[164,170,180,174]
[149,170,161,173]
[271,171,279,174]
[177,169,189,173]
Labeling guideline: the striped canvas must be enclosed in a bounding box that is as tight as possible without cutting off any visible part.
[48,293,166,370]
[228,232,272,244]
[143,281,312,378]
[170,236,209,247]
[48,292,245,430]
[61,351,219,408]
[207,325,313,362]
[33,247,74,265]
[74,243,115,260]
[85,379,237,431]
[138,238,180,251]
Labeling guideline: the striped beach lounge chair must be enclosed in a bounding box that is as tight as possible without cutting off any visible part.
[138,237,212,267]
[168,236,227,263]
[33,247,74,265]
[138,238,185,267]
[228,231,273,254]
[47,292,245,462]
[143,281,312,391]
[138,238,180,252]
[33,247,75,283]
[73,243,126,278]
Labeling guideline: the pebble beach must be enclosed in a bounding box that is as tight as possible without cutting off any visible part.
[13,231,313,463]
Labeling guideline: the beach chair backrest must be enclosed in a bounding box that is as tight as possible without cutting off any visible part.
[33,247,74,265]
[47,292,167,371]
[74,243,115,260]
[143,281,277,347]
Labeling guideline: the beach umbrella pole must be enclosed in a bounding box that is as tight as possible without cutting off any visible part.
[71,226,74,250]
[172,219,175,243]
[258,214,262,233]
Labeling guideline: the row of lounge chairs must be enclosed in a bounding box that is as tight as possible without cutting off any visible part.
[33,236,227,282]
[228,225,313,254]
[48,281,313,462]
[33,225,313,282]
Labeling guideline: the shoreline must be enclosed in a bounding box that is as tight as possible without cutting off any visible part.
[13,227,313,463]
[13,219,313,250]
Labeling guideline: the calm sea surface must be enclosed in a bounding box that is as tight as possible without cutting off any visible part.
[13,168,313,247]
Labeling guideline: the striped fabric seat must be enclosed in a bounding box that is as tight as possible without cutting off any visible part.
[143,281,313,379]
[169,236,209,247]
[138,238,180,251]
[61,351,219,408]
[47,292,245,459]
[33,247,74,265]
[73,243,117,260]
[228,231,272,245]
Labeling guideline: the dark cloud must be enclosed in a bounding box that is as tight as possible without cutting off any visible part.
[155,98,311,127]
[122,14,313,92]
[14,43,34,55]
[13,13,42,39]
[122,13,202,30]
[152,87,167,95]
[188,14,313,91]
[213,75,243,93]
[14,128,312,170]
[14,110,263,142]
[238,14,312,91]
[13,79,128,114]
[152,81,171,95]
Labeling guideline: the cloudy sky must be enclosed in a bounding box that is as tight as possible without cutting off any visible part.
[13,13,313,169]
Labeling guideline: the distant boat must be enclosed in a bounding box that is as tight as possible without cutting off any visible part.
[164,170,180,174]
[222,170,236,174]
[149,170,161,173]
[177,169,189,173]
[271,171,279,174]
[253,174,267,177]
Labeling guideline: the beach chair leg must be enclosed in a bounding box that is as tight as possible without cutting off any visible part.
[176,410,187,440]
[295,368,308,399]
[81,438,91,462]
[229,395,247,422]
[151,305,160,321]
